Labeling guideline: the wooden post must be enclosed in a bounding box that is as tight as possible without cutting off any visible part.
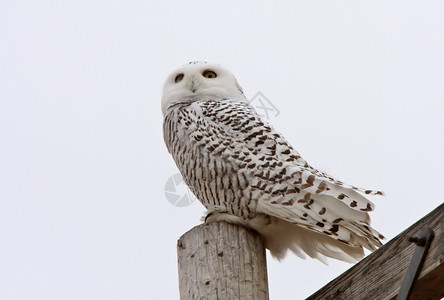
[177,222,269,300]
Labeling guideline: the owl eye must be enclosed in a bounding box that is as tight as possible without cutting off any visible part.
[175,73,184,83]
[202,70,217,79]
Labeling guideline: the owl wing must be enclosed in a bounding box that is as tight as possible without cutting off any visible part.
[165,98,384,256]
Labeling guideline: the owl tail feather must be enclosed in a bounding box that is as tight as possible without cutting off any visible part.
[204,211,370,264]
[251,216,366,264]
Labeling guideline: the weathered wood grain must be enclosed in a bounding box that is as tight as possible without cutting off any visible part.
[307,203,444,300]
[177,222,269,300]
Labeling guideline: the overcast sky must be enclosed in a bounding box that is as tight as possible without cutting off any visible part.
[1,1,443,299]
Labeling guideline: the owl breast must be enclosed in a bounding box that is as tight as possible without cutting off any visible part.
[163,98,260,219]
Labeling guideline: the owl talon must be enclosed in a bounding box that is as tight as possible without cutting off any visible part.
[204,212,214,223]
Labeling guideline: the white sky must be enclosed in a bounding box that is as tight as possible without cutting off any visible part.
[1,1,443,299]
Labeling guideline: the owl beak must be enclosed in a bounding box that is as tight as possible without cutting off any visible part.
[191,80,197,93]
[190,76,199,93]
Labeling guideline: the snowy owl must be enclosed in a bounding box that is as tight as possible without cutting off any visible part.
[162,61,384,263]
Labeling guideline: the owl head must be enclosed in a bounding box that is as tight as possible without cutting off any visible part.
[161,61,245,115]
